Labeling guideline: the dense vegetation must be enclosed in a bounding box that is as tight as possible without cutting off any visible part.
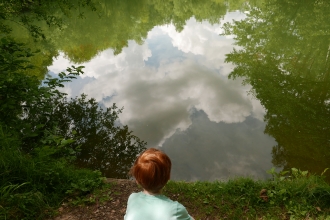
[0,1,147,219]
[0,37,146,219]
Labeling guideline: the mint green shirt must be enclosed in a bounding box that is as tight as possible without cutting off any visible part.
[124,192,192,220]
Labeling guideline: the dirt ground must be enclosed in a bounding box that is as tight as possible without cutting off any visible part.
[52,178,140,220]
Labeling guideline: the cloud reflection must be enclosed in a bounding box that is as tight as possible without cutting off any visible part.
[49,15,264,147]
[162,111,275,181]
[77,58,257,147]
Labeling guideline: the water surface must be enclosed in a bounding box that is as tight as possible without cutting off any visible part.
[45,0,330,181]
[49,11,276,181]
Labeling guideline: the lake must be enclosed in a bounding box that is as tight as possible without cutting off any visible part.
[36,0,330,181]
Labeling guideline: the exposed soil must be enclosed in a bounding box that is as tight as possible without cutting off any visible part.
[52,179,207,220]
[52,178,140,220]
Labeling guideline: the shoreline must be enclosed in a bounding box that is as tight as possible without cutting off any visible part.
[52,175,330,219]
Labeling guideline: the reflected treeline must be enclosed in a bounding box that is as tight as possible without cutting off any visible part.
[4,0,259,75]
[46,0,229,62]
[1,0,100,79]
[223,0,330,178]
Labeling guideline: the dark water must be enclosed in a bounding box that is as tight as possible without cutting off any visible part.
[16,0,330,181]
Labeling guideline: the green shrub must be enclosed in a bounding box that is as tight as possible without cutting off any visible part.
[0,38,145,219]
[0,125,105,219]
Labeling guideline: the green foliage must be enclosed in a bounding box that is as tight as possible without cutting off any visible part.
[52,0,230,62]
[0,0,98,39]
[0,124,105,219]
[263,168,330,219]
[69,182,113,206]
[3,0,250,65]
[163,168,330,219]
[0,43,146,175]
[0,37,146,177]
[1,1,152,216]
[19,90,147,178]
[0,37,81,126]
[0,37,37,125]
[222,0,330,180]
[0,29,146,219]
[38,94,147,178]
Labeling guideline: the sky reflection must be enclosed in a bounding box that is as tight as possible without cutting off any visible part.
[49,12,276,181]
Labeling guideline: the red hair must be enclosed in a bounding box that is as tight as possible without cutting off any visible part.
[130,148,171,193]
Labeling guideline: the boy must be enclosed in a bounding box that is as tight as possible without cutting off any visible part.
[124,148,194,220]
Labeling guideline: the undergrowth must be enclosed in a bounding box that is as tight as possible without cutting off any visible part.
[163,168,330,219]
[0,37,143,220]
[0,126,105,220]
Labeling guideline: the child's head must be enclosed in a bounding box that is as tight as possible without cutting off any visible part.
[130,148,171,193]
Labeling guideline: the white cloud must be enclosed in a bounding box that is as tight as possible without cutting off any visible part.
[159,12,246,74]
[49,52,74,73]
[79,58,256,147]
[49,41,152,79]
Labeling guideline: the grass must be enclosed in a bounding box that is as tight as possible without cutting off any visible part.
[63,168,330,220]
[162,170,330,219]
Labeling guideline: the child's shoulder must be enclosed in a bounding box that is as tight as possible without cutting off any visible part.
[128,192,174,203]
[128,191,142,199]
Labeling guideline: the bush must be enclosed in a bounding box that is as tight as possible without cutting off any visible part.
[0,125,105,219]
[0,37,146,219]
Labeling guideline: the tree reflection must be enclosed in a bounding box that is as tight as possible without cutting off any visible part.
[6,0,245,65]
[22,93,147,178]
[223,0,330,178]
[52,94,147,178]
[55,0,229,62]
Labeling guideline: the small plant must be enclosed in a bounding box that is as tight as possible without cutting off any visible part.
[267,167,289,181]
[69,183,113,206]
